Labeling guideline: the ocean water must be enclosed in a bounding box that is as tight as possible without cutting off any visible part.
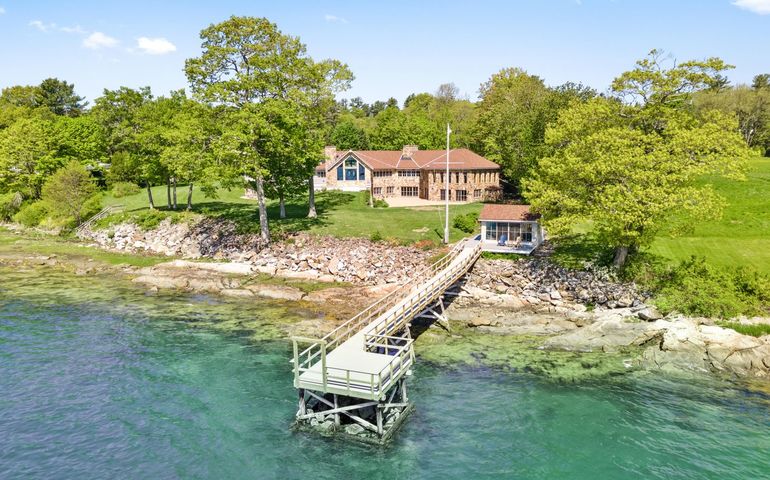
[1,269,769,479]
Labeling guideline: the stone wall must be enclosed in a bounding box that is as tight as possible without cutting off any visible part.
[423,169,500,201]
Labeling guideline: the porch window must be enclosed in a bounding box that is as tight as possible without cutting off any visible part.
[345,168,357,181]
[337,166,343,180]
[485,222,497,240]
[359,163,365,180]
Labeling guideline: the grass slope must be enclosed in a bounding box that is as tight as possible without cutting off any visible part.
[649,157,770,273]
[104,187,482,245]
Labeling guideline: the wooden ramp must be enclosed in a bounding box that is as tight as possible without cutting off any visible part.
[291,238,481,439]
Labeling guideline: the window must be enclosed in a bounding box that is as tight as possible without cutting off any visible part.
[374,170,392,178]
[463,172,468,183]
[401,186,418,197]
[486,222,534,243]
[336,166,343,181]
[315,170,326,178]
[373,187,382,195]
[359,163,365,180]
[455,190,467,201]
[474,189,482,199]
[398,170,420,177]
[342,156,358,181]
[440,172,445,183]
[455,172,460,183]
[440,189,450,201]
[485,222,497,240]
[386,186,394,195]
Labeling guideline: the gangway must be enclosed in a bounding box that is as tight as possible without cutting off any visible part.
[291,238,481,441]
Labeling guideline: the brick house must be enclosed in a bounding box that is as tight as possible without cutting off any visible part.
[315,145,501,202]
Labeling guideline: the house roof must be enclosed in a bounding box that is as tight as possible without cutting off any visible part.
[478,204,540,222]
[325,148,499,172]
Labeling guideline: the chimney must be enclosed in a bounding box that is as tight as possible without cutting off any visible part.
[324,146,337,161]
[402,145,419,158]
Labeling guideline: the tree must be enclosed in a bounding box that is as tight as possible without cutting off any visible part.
[524,51,753,267]
[161,99,219,210]
[694,86,770,153]
[91,86,156,206]
[185,16,351,241]
[0,85,38,108]
[35,78,87,116]
[330,118,369,150]
[0,112,60,198]
[752,74,770,91]
[473,68,555,193]
[41,160,97,225]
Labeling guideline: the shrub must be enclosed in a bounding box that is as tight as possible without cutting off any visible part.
[133,209,169,230]
[0,192,23,221]
[111,181,141,198]
[369,230,383,242]
[41,160,97,224]
[452,212,479,234]
[649,256,770,318]
[13,201,49,227]
[373,199,389,208]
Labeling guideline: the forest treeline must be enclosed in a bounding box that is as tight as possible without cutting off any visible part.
[1,16,768,255]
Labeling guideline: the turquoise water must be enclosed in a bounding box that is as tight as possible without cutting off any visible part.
[1,270,769,479]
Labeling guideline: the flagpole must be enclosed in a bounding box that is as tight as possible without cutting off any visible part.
[444,123,451,244]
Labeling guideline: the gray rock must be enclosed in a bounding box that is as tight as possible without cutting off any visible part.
[344,423,366,435]
[638,307,663,321]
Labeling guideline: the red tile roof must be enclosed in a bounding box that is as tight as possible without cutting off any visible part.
[327,148,499,171]
[478,204,540,222]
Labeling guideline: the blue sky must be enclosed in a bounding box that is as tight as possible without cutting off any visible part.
[0,0,769,105]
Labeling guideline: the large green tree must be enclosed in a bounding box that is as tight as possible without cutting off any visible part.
[41,160,97,224]
[185,16,351,241]
[0,112,60,198]
[473,68,557,193]
[524,50,753,267]
[35,78,87,117]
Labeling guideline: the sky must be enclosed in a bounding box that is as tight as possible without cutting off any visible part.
[0,0,769,105]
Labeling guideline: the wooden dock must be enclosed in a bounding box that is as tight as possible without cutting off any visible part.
[291,238,482,441]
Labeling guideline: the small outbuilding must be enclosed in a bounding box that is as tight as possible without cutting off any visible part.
[477,204,544,255]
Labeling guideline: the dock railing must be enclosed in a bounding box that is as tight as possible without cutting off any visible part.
[291,239,481,399]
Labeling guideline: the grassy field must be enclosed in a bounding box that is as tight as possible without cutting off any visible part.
[648,157,770,273]
[103,186,483,245]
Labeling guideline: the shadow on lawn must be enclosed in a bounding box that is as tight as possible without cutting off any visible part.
[189,190,356,235]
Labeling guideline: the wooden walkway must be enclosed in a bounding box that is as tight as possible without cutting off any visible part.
[291,238,482,402]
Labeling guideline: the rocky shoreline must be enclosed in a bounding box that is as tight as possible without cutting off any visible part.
[7,222,770,382]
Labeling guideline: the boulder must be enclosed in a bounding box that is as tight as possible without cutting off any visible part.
[638,307,663,321]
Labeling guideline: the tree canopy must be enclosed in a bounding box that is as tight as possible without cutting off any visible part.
[524,50,753,267]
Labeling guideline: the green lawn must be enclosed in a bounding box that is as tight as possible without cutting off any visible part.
[648,157,770,273]
[104,186,483,245]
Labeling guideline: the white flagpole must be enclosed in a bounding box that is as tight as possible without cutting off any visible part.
[444,123,451,244]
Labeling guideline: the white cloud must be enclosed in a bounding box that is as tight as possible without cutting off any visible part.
[733,0,770,14]
[0,6,6,15]
[60,25,86,34]
[135,36,176,55]
[29,20,87,35]
[83,31,118,49]
[29,20,55,32]
[324,14,348,24]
